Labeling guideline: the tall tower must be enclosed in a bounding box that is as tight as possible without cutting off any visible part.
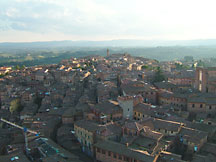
[118,96,134,120]
[107,49,109,57]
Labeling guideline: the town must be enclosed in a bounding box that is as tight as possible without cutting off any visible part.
[0,50,216,162]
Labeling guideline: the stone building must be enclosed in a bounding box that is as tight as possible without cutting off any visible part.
[195,67,216,93]
[118,96,134,120]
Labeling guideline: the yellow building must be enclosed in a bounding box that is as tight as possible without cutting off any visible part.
[74,120,101,156]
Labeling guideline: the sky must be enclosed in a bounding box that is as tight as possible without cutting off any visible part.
[0,0,216,42]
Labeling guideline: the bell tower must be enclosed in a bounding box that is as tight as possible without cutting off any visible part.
[107,49,109,57]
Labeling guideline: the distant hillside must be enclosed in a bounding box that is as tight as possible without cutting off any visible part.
[1,39,216,48]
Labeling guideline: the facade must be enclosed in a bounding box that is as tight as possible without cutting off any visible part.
[94,140,155,162]
[118,96,134,120]
[195,67,216,93]
[91,101,123,124]
[179,127,208,152]
[152,119,182,136]
[74,120,100,156]
[133,103,166,120]
[187,94,216,115]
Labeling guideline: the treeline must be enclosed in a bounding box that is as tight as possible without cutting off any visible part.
[0,50,106,67]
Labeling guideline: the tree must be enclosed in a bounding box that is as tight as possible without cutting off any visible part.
[141,65,148,70]
[15,65,20,70]
[175,63,184,70]
[197,60,205,67]
[20,65,26,70]
[9,99,22,114]
[153,67,166,83]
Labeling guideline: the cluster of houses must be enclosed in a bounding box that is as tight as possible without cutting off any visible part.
[0,53,216,161]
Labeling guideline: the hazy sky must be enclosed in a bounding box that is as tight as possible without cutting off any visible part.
[1,0,216,42]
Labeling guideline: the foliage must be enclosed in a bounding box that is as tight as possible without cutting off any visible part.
[152,67,166,83]
[141,65,149,69]
[15,65,20,70]
[9,99,22,114]
[175,63,184,70]
[175,63,191,70]
[197,60,206,67]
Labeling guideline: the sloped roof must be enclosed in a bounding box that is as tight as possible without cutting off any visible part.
[94,140,155,162]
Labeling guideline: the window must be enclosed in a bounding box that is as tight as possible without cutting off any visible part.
[119,155,122,160]
[200,104,203,108]
[108,151,111,156]
[128,109,130,111]
[192,104,195,108]
[97,148,101,153]
[102,150,106,154]
[134,112,136,115]
[124,157,129,162]
[143,115,144,118]
[114,153,117,158]
[209,106,212,110]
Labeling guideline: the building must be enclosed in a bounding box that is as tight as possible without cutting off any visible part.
[187,93,216,116]
[195,67,216,93]
[94,140,155,162]
[74,120,101,156]
[179,127,208,152]
[118,96,134,120]
[107,49,109,57]
[91,101,123,124]
[134,103,167,120]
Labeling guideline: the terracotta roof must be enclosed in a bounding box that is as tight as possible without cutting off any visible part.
[94,140,155,162]
[93,101,122,115]
[153,119,181,132]
[179,127,208,144]
[123,121,144,131]
[74,120,102,132]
